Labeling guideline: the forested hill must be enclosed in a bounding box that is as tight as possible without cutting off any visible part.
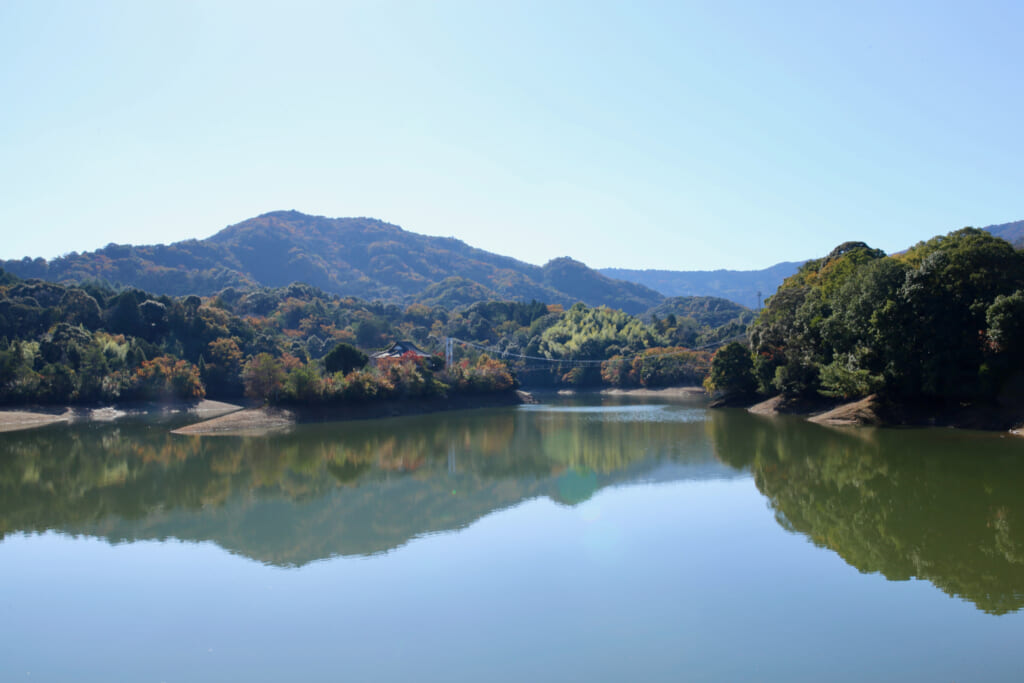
[601,262,805,309]
[2,211,663,315]
[8,211,1021,313]
[704,228,1024,415]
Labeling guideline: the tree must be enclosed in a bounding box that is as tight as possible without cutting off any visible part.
[131,356,204,400]
[354,318,389,347]
[59,289,102,329]
[631,347,708,387]
[106,290,143,336]
[138,299,168,338]
[896,230,1024,399]
[285,364,323,403]
[323,342,368,375]
[243,353,286,402]
[202,337,245,397]
[705,342,756,397]
[600,355,633,387]
[987,290,1024,357]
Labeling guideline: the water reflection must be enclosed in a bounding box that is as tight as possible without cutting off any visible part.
[0,398,732,565]
[9,397,1023,614]
[710,408,1024,614]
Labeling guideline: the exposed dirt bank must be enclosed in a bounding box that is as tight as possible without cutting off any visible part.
[0,399,243,433]
[170,407,296,436]
[741,393,1024,434]
[0,408,72,433]
[747,394,841,417]
[807,395,885,427]
[172,390,534,437]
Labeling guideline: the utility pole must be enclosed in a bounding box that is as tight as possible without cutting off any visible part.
[445,337,454,368]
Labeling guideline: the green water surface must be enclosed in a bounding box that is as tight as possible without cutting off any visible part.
[1,396,1022,681]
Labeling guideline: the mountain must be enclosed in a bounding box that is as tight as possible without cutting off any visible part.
[8,211,1021,314]
[2,211,664,314]
[982,219,1024,248]
[602,262,804,309]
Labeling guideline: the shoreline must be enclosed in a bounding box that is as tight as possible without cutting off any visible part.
[0,386,707,435]
[5,387,1019,436]
[736,393,1024,434]
[171,390,534,437]
[0,399,244,434]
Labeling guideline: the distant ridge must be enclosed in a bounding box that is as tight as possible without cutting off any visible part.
[2,211,664,314]
[981,220,1024,248]
[605,219,1024,308]
[601,262,804,310]
[5,212,1021,312]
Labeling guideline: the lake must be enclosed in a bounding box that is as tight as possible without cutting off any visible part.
[1,395,1023,682]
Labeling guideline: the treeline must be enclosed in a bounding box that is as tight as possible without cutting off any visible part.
[0,273,514,404]
[476,302,714,387]
[0,270,747,405]
[706,228,1024,408]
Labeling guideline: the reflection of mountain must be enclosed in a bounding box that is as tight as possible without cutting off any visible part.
[0,401,735,565]
[710,409,1024,614]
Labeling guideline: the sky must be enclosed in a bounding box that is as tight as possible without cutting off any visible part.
[1,0,1022,271]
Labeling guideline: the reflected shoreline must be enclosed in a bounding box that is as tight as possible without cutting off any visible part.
[3,396,1024,615]
[711,407,1024,614]
[0,397,727,564]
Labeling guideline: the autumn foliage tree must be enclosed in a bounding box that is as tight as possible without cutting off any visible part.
[243,353,286,402]
[131,356,205,400]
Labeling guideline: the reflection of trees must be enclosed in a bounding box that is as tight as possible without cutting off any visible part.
[536,414,683,473]
[533,402,710,474]
[710,409,1024,614]
[0,403,726,565]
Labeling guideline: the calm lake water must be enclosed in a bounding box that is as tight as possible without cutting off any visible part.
[2,395,1023,682]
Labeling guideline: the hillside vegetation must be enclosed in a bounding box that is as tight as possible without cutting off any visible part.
[3,211,663,314]
[0,269,751,405]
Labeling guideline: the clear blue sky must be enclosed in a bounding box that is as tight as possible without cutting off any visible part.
[2,0,1022,270]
